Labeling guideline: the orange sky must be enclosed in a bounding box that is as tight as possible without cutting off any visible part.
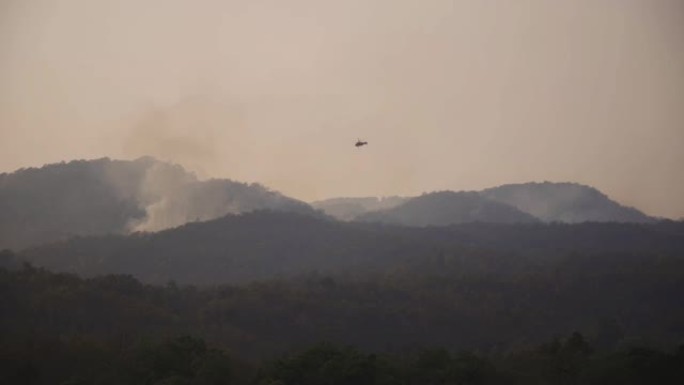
[1,0,683,218]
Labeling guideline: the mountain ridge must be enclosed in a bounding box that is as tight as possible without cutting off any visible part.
[480,181,654,223]
[355,191,539,226]
[314,182,655,225]
[0,157,658,251]
[0,157,316,250]
[19,209,684,285]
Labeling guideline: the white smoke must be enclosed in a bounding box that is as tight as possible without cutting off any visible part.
[102,156,310,233]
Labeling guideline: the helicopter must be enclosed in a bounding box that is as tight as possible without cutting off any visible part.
[355,139,368,147]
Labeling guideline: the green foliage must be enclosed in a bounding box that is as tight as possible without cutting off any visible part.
[258,343,378,385]
[120,336,233,385]
[402,349,496,385]
[3,226,684,384]
[0,323,681,384]
[20,213,684,286]
[2,254,684,359]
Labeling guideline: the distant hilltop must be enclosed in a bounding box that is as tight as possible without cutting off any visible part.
[313,182,655,226]
[0,157,315,250]
[0,158,657,250]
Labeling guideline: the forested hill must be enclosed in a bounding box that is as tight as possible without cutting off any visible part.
[481,182,655,223]
[314,182,655,224]
[19,211,414,284]
[0,157,315,250]
[2,255,684,362]
[19,210,684,285]
[311,196,409,221]
[355,191,539,226]
[1,158,657,252]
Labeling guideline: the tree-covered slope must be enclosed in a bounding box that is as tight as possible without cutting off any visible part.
[355,191,539,226]
[316,182,655,224]
[481,182,655,223]
[0,157,315,250]
[18,210,684,285]
[311,196,409,221]
[3,250,684,361]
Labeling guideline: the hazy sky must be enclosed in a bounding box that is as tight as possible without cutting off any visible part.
[1,0,683,218]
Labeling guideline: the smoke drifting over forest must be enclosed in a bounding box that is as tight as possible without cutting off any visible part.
[0,158,315,249]
[0,157,659,253]
[2,3,684,383]
[1,0,683,218]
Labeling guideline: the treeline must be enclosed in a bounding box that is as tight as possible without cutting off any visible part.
[2,256,683,360]
[19,211,684,285]
[3,332,683,384]
[0,158,316,250]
